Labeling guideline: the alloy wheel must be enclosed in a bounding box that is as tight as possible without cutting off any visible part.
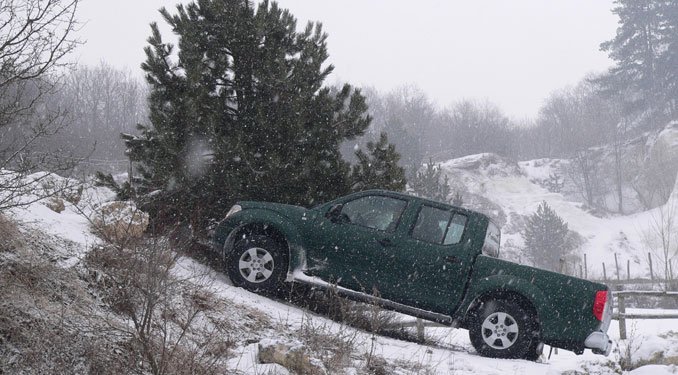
[238,247,275,283]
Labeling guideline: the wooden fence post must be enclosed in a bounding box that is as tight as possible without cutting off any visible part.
[627,260,630,280]
[614,253,620,281]
[584,253,588,279]
[670,261,674,282]
[416,318,425,342]
[580,264,584,279]
[649,253,654,281]
[603,263,607,281]
[618,294,627,340]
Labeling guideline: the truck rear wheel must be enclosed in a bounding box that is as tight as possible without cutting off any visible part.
[468,299,540,360]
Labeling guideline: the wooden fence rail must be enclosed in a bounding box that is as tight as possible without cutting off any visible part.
[612,290,678,340]
[595,278,672,286]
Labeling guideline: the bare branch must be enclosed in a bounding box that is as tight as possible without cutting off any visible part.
[0,0,81,212]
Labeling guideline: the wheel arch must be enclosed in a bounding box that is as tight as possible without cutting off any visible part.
[220,210,306,275]
[459,276,545,332]
[228,222,288,250]
[462,290,540,329]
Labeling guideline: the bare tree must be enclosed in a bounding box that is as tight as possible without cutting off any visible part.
[87,238,231,374]
[358,86,515,173]
[364,84,437,176]
[538,79,626,211]
[537,80,617,157]
[611,121,626,213]
[584,81,629,214]
[438,99,511,159]
[568,149,601,208]
[47,62,148,172]
[641,194,678,285]
[79,199,232,374]
[0,0,81,210]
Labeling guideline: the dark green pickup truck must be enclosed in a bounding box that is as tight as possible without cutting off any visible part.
[213,190,612,360]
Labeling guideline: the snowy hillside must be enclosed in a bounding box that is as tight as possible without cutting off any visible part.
[438,151,678,282]
[1,172,678,374]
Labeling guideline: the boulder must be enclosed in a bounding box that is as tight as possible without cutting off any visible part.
[27,172,83,204]
[258,339,325,375]
[93,201,149,242]
[634,122,678,208]
[44,197,65,213]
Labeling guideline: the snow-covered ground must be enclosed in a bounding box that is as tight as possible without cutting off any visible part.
[184,254,678,374]
[5,166,678,374]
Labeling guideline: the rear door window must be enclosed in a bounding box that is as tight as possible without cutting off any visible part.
[411,205,467,245]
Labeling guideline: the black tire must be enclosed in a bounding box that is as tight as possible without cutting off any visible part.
[226,234,288,295]
[468,299,540,360]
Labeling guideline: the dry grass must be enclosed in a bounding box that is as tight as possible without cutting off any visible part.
[292,286,435,345]
[614,322,678,371]
[622,329,678,370]
[625,351,678,370]
[85,237,236,375]
[296,317,359,373]
[0,214,23,253]
[289,288,442,374]
[391,358,438,375]
[89,201,149,247]
[0,223,134,374]
[0,214,235,375]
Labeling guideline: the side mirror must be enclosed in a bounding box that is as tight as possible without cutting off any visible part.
[325,203,344,222]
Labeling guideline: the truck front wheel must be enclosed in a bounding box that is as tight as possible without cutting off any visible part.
[468,299,540,360]
[226,234,288,295]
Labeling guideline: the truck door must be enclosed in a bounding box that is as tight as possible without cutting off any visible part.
[306,194,408,294]
[378,203,476,313]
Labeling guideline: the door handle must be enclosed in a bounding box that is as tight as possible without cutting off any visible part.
[377,238,395,247]
[445,255,462,264]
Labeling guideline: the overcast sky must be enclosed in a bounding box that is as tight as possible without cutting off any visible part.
[74,0,618,120]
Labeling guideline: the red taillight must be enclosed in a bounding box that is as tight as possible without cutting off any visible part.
[593,290,608,321]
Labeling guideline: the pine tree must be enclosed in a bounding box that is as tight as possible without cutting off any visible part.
[122,0,375,225]
[598,0,678,123]
[409,158,452,203]
[659,0,678,115]
[523,201,571,272]
[351,132,406,192]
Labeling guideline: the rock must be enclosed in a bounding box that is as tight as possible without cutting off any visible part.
[442,153,524,177]
[44,197,65,213]
[634,122,678,208]
[28,172,83,204]
[258,339,325,375]
[61,185,83,205]
[365,357,389,375]
[92,201,149,243]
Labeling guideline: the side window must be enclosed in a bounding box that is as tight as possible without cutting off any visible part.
[341,196,407,231]
[444,214,467,245]
[411,205,467,245]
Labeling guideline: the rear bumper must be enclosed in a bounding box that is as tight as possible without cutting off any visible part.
[585,288,613,356]
[585,331,612,356]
